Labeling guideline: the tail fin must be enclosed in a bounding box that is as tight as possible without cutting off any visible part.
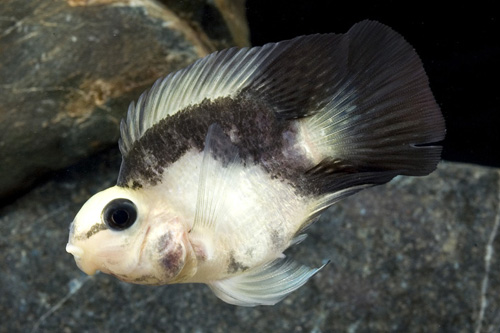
[304,20,445,178]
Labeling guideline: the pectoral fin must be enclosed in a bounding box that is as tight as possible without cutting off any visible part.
[192,123,240,232]
[208,258,327,306]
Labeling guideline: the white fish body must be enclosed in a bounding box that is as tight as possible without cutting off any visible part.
[66,20,445,306]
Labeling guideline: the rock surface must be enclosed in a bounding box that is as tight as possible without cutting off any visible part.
[0,0,248,201]
[0,152,498,332]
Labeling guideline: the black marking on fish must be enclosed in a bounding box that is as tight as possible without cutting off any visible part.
[161,245,184,278]
[158,233,185,279]
[85,223,107,239]
[116,20,446,201]
[117,94,394,197]
[227,251,250,274]
[114,272,161,285]
[117,94,313,191]
[133,274,159,284]
[245,247,255,258]
[270,229,286,251]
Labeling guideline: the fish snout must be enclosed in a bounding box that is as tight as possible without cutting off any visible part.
[66,243,98,275]
[66,243,84,258]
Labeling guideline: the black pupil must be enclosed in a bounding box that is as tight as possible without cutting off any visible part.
[112,209,130,226]
[103,198,137,230]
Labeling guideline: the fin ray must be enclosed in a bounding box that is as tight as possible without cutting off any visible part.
[118,31,351,156]
[305,20,445,177]
[192,123,240,232]
[118,43,288,156]
[208,258,326,306]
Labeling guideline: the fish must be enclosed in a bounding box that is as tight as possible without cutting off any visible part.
[66,20,445,306]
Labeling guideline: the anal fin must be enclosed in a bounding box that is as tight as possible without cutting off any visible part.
[208,258,326,306]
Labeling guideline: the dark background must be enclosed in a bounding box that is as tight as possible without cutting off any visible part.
[246,1,499,167]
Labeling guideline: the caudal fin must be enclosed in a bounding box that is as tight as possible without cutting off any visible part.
[304,20,445,178]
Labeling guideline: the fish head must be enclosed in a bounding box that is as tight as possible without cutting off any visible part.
[66,186,194,285]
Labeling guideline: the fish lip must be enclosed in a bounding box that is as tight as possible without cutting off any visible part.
[66,243,98,275]
[66,243,84,258]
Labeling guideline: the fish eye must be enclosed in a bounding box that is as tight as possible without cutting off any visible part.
[102,198,138,230]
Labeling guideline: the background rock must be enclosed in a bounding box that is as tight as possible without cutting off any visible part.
[1,2,498,331]
[0,0,248,201]
[161,0,249,49]
[1,151,498,332]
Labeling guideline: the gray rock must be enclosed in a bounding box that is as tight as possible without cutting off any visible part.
[1,152,498,332]
[160,0,249,49]
[0,0,249,201]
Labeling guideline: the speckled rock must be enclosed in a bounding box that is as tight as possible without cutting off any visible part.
[0,0,248,201]
[0,154,498,332]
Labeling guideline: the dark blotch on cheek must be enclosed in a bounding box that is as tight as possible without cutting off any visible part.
[157,232,172,250]
[157,231,184,278]
[162,244,184,278]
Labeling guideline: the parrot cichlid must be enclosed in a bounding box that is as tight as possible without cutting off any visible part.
[66,20,445,306]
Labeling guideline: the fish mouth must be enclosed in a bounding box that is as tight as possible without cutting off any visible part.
[66,243,98,275]
[66,243,84,258]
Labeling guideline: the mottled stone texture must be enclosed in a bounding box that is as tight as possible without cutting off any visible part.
[0,0,248,201]
[0,154,498,332]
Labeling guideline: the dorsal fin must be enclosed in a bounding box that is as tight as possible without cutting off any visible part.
[118,43,280,156]
[118,31,349,157]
